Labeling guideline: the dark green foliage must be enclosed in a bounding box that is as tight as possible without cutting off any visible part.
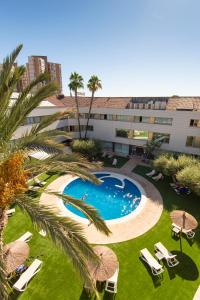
[72,139,102,160]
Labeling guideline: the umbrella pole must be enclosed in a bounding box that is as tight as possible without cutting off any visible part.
[180,227,182,252]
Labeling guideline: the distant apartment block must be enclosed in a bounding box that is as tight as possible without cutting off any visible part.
[0,55,62,93]
[48,62,62,93]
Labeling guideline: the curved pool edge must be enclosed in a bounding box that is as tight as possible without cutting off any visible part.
[40,168,163,244]
[59,171,147,225]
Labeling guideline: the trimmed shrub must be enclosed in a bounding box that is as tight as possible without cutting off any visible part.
[177,164,200,195]
[71,139,102,160]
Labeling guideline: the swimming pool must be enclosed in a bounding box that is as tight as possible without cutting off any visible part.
[63,172,144,222]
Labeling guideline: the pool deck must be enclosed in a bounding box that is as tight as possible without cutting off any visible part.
[40,159,163,244]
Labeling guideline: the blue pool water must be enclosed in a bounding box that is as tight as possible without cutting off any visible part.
[63,173,142,220]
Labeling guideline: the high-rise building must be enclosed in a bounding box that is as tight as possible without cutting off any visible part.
[47,62,62,93]
[17,63,30,91]
[0,55,63,93]
[27,56,48,92]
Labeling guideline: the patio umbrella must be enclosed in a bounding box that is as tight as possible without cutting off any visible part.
[3,241,29,274]
[170,210,198,251]
[87,246,118,282]
[170,210,198,230]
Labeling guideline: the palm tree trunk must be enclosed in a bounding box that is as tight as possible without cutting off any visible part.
[84,91,94,139]
[75,90,82,139]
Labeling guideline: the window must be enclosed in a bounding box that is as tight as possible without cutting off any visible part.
[107,114,113,121]
[114,143,129,155]
[190,119,200,128]
[69,125,93,132]
[116,129,129,138]
[116,115,130,122]
[141,116,150,123]
[132,130,148,140]
[100,114,107,120]
[152,132,170,143]
[154,117,173,125]
[116,129,148,140]
[134,116,142,123]
[186,136,200,148]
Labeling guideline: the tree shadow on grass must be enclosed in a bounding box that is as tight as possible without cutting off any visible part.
[103,291,115,300]
[172,251,199,281]
[139,258,163,288]
[79,288,91,300]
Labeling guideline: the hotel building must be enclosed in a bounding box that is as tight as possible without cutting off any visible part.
[13,94,200,156]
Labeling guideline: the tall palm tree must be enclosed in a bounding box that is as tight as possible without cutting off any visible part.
[0,45,110,299]
[68,72,84,139]
[85,75,102,139]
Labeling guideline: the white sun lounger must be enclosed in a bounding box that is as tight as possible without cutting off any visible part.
[39,229,47,237]
[6,208,15,216]
[17,232,33,243]
[152,173,163,181]
[154,242,179,267]
[13,259,42,292]
[172,223,195,239]
[112,158,117,167]
[105,264,119,293]
[34,178,46,186]
[140,248,164,276]
[146,169,156,177]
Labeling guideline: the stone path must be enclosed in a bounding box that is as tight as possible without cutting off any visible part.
[40,158,163,244]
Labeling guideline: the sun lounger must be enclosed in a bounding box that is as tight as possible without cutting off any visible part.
[34,178,46,187]
[154,242,179,267]
[29,185,40,191]
[6,208,15,217]
[172,223,195,239]
[152,173,163,181]
[146,169,156,177]
[105,264,119,293]
[140,248,164,276]
[112,158,117,167]
[13,259,42,292]
[17,232,33,243]
[39,229,46,237]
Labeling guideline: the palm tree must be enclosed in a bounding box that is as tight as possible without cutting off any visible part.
[85,76,102,139]
[68,72,84,139]
[0,45,110,299]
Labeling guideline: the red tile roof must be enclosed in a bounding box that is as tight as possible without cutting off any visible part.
[47,95,200,111]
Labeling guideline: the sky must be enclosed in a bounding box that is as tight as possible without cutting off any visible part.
[0,0,200,96]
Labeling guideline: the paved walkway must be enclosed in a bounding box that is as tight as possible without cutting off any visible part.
[120,157,149,172]
[40,159,163,244]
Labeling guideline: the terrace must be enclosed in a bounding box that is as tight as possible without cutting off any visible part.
[6,163,200,300]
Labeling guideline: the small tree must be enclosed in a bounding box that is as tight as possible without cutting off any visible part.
[72,139,102,160]
[176,164,200,195]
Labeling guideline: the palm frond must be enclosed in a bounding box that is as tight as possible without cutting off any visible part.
[2,80,58,142]
[15,195,98,287]
[53,193,111,235]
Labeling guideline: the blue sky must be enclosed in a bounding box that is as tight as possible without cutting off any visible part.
[0,0,200,96]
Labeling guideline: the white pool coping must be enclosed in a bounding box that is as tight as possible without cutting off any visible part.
[40,167,163,244]
[58,171,147,225]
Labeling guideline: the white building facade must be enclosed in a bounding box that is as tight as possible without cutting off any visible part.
[13,94,200,157]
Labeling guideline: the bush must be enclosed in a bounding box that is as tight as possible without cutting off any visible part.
[177,164,200,195]
[153,153,200,196]
[71,139,102,160]
[153,154,197,176]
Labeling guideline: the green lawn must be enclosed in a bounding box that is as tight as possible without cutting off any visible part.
[5,166,200,300]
